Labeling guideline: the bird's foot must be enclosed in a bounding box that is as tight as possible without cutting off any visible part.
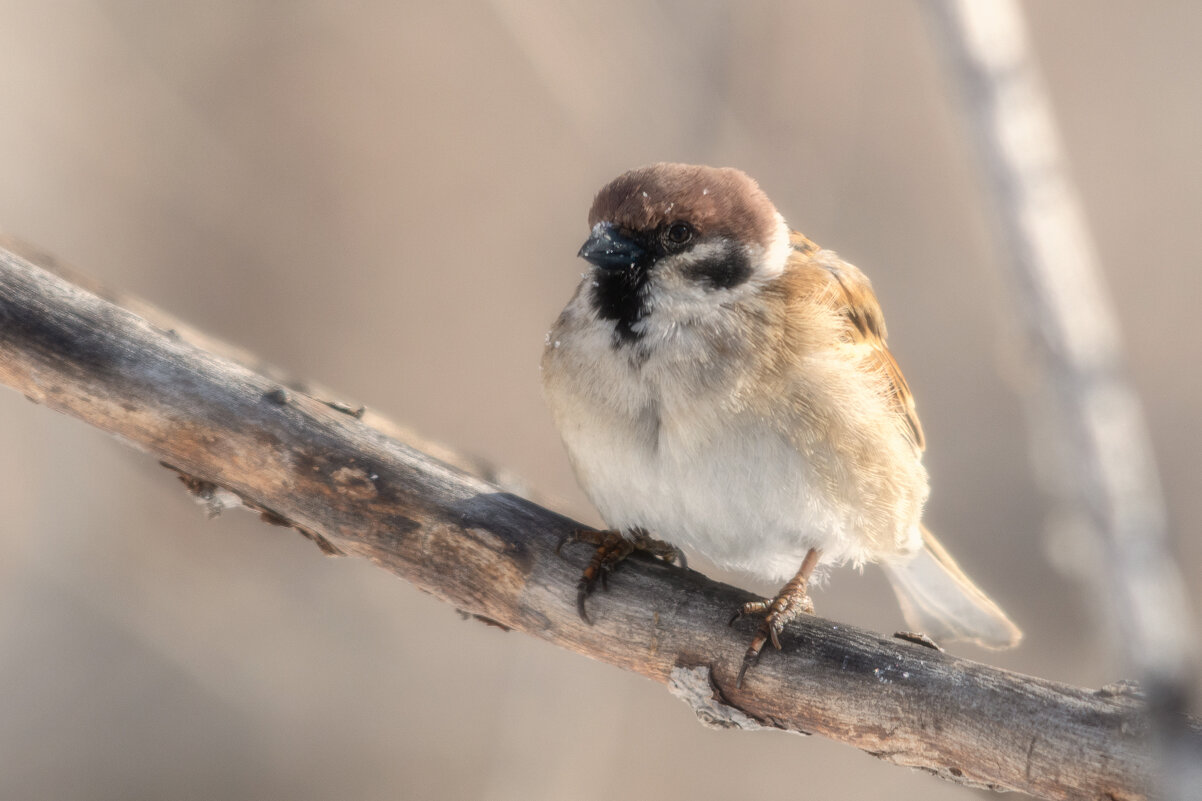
[730,587,814,688]
[729,548,821,688]
[556,527,685,623]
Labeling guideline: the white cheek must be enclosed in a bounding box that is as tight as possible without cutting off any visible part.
[655,215,791,299]
[673,240,728,264]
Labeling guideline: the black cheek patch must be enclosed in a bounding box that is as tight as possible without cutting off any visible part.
[683,243,753,290]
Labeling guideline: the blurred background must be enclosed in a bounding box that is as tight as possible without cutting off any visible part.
[1,2,1198,799]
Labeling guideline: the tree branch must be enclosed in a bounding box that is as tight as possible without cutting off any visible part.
[0,243,1194,800]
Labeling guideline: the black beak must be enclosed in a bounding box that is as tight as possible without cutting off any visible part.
[578,223,645,270]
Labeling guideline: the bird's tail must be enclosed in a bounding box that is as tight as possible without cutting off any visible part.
[881,526,1021,649]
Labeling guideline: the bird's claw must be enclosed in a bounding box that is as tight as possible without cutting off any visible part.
[730,587,815,688]
[559,527,683,624]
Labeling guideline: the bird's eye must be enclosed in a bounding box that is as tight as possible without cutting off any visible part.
[666,222,693,246]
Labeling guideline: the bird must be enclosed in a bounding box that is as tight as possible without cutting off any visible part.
[541,163,1020,685]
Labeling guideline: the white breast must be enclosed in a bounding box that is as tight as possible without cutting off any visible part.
[544,324,870,584]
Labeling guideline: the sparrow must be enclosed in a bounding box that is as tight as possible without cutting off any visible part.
[542,163,1021,685]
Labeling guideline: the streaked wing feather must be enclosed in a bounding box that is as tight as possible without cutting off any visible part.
[789,231,926,450]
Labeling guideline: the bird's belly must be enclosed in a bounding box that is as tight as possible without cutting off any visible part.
[566,415,859,583]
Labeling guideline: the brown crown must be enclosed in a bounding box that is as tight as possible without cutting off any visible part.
[588,163,779,247]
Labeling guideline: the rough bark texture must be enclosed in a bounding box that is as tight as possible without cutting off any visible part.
[0,243,1195,800]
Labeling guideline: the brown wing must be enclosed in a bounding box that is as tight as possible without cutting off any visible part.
[789,231,926,450]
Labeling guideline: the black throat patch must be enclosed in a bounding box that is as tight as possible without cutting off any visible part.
[589,265,651,345]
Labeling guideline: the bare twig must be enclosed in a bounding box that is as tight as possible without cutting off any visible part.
[0,244,1196,800]
[924,2,1200,797]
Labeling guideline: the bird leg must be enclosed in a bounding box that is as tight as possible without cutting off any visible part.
[731,548,821,687]
[557,526,685,624]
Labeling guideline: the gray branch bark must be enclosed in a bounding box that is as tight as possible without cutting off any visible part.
[925,3,1200,797]
[0,242,1196,801]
